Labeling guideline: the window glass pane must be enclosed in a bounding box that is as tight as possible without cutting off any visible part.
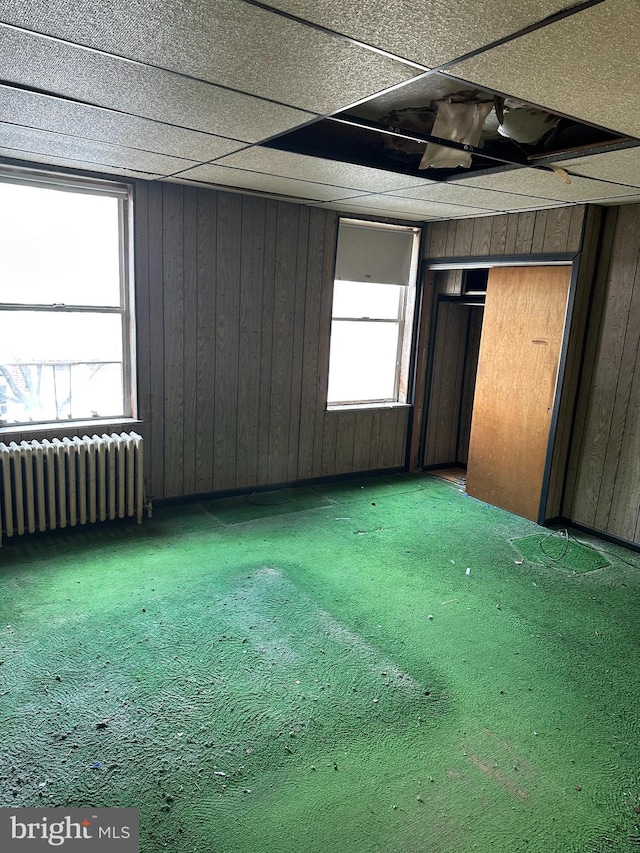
[0,182,121,307]
[327,320,400,403]
[0,311,124,424]
[332,281,403,320]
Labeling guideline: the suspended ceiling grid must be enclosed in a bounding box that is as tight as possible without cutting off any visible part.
[0,0,639,220]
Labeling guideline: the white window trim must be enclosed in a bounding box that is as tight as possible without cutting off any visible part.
[327,218,421,410]
[0,166,136,430]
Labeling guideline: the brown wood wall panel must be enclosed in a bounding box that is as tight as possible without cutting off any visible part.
[123,182,406,502]
[423,206,585,260]
[457,307,483,465]
[133,182,152,491]
[268,202,299,485]
[182,188,198,497]
[213,192,242,491]
[297,210,328,480]
[544,206,602,520]
[287,207,310,483]
[566,204,640,543]
[162,184,185,498]
[147,182,165,501]
[194,189,217,494]
[235,196,266,490]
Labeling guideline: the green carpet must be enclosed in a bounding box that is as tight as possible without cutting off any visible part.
[512,532,611,573]
[0,473,639,853]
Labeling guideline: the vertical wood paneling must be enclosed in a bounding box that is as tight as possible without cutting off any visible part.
[514,210,535,254]
[236,196,265,489]
[503,213,519,255]
[352,409,373,472]
[147,182,165,501]
[257,200,277,485]
[312,213,337,477]
[470,216,492,255]
[298,210,328,480]
[543,206,573,253]
[570,206,638,528]
[334,410,357,474]
[131,181,409,502]
[565,204,640,544]
[133,182,152,493]
[489,214,508,254]
[453,219,474,257]
[457,307,483,464]
[563,209,617,515]
[321,410,338,474]
[162,184,184,498]
[213,192,242,491]
[567,205,586,253]
[368,411,383,469]
[531,210,549,254]
[182,187,198,496]
[287,207,310,482]
[423,207,585,261]
[268,203,299,484]
[423,302,469,466]
[194,189,217,494]
[544,206,598,519]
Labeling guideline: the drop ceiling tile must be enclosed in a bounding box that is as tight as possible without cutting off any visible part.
[0,85,247,162]
[1,0,419,114]
[387,181,564,211]
[0,123,195,175]
[310,200,431,222]
[453,166,640,202]
[174,163,364,201]
[215,147,438,192]
[0,25,314,141]
[325,193,490,218]
[0,148,162,181]
[554,147,640,189]
[449,0,640,138]
[259,0,577,67]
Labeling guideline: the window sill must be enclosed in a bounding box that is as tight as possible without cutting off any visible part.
[0,417,143,437]
[326,402,411,413]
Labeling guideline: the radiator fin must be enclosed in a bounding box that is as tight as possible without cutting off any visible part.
[0,432,145,545]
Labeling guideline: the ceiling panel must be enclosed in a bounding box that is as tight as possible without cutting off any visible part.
[0,25,315,141]
[385,181,565,211]
[174,163,365,201]
[0,148,163,181]
[258,0,578,67]
[0,0,419,115]
[554,147,640,189]
[0,85,247,162]
[0,123,196,176]
[310,199,433,222]
[449,0,640,139]
[215,147,438,193]
[320,193,491,218]
[452,166,640,202]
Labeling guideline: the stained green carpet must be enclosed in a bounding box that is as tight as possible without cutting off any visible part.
[0,473,639,853]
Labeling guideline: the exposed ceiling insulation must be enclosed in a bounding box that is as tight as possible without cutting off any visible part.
[0,0,639,221]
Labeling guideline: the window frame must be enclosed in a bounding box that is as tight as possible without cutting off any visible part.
[0,166,136,430]
[327,218,421,409]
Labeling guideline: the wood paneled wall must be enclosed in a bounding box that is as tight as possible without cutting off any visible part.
[423,206,585,259]
[134,182,409,501]
[564,204,640,545]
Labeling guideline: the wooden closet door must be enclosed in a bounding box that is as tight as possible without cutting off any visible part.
[466,266,571,522]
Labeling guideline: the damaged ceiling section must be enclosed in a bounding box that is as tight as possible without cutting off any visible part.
[266,72,636,182]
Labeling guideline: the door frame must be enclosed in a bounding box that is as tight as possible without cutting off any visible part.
[414,253,581,525]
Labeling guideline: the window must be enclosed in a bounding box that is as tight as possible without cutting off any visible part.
[327,219,420,406]
[0,170,134,428]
